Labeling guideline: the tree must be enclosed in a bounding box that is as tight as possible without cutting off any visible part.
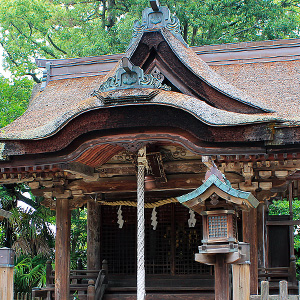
[0,0,299,83]
[0,184,55,293]
[0,77,33,128]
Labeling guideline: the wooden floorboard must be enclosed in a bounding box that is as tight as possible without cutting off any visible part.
[104,293,215,300]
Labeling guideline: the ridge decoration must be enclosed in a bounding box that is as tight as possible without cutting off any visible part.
[92,57,171,97]
[128,2,187,49]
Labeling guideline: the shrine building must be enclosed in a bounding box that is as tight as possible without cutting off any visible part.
[0,1,300,300]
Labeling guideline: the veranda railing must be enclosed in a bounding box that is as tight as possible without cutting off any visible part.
[250,280,300,300]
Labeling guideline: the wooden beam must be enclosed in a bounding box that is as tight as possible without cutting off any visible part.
[266,220,300,226]
[68,174,206,194]
[62,162,96,179]
[55,198,71,300]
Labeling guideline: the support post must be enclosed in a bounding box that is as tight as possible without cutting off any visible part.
[257,201,267,271]
[232,264,250,300]
[288,182,297,284]
[279,280,288,300]
[55,198,71,300]
[87,280,95,300]
[243,208,258,294]
[87,199,101,270]
[261,281,269,300]
[46,260,53,286]
[215,254,230,300]
[137,146,147,300]
[0,267,13,300]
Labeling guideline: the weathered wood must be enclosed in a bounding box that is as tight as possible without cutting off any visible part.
[243,208,258,294]
[0,267,14,300]
[55,198,71,300]
[280,280,288,300]
[87,280,95,300]
[267,220,300,226]
[68,174,206,194]
[261,281,269,300]
[232,264,250,300]
[46,260,53,286]
[214,255,229,300]
[257,202,266,271]
[87,200,101,270]
[288,183,297,284]
[250,280,300,300]
[63,162,96,179]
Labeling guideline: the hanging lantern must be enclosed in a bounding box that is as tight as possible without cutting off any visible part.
[144,174,156,190]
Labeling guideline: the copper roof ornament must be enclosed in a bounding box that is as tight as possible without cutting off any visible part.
[91,57,171,97]
[128,1,187,49]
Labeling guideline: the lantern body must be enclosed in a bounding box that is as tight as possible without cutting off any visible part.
[201,210,237,245]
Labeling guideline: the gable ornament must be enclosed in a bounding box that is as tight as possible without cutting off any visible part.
[92,57,171,97]
[128,1,187,49]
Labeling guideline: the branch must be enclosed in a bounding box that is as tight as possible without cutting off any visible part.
[26,72,41,83]
[47,35,67,55]
[232,24,261,36]
[10,22,58,58]
[0,42,19,67]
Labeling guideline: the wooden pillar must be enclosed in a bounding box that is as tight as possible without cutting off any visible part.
[243,208,258,294]
[257,202,266,271]
[288,182,297,284]
[0,267,13,300]
[55,198,71,300]
[87,199,101,270]
[215,254,230,300]
[232,264,250,300]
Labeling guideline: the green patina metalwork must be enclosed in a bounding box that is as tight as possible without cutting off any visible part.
[176,174,259,209]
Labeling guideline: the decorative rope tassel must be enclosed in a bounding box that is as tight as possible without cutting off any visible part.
[137,146,147,300]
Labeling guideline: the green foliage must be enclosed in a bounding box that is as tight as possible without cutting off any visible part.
[0,184,55,293]
[0,77,33,128]
[269,199,300,219]
[0,0,299,82]
[14,254,48,293]
[70,208,87,269]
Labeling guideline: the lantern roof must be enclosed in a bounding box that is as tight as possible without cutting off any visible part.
[176,164,259,214]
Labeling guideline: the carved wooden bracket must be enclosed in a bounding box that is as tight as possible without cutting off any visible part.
[242,163,254,186]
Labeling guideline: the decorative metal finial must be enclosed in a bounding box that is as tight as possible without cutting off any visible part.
[128,1,187,50]
[150,0,160,11]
